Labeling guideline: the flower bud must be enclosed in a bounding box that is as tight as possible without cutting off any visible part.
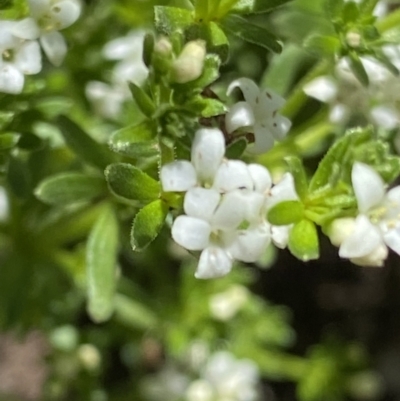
[77,344,101,371]
[327,217,356,247]
[154,37,173,57]
[351,244,388,267]
[171,40,206,84]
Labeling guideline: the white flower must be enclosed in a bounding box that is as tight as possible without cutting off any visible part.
[103,30,148,87]
[338,162,400,266]
[225,77,291,154]
[186,351,260,401]
[12,0,81,66]
[0,21,42,94]
[209,285,249,321]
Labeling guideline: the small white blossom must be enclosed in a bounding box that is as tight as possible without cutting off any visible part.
[225,77,291,154]
[209,285,249,321]
[0,21,42,94]
[12,0,81,66]
[338,162,400,266]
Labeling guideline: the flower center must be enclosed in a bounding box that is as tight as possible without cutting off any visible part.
[2,49,14,62]
[38,14,61,31]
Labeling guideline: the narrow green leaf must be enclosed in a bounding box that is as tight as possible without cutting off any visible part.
[114,294,157,330]
[288,219,319,261]
[0,132,20,150]
[35,173,106,205]
[7,155,31,198]
[186,96,227,117]
[285,156,308,200]
[233,0,293,14]
[342,1,360,23]
[131,199,168,251]
[303,34,340,57]
[109,121,159,158]
[267,200,304,225]
[221,14,282,53]
[105,163,160,203]
[348,51,369,86]
[154,6,194,34]
[143,33,155,67]
[225,137,248,158]
[57,115,115,169]
[86,205,119,323]
[373,51,399,77]
[324,0,344,18]
[128,83,156,117]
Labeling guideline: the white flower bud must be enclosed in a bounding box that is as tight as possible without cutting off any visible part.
[154,36,173,57]
[209,285,249,321]
[327,217,356,247]
[351,243,388,267]
[172,40,206,84]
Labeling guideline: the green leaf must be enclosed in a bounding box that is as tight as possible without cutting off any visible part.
[373,51,399,77]
[234,0,293,14]
[285,156,308,200]
[105,163,160,203]
[131,199,168,251]
[288,219,319,261]
[221,14,282,53]
[0,0,13,9]
[7,155,31,198]
[128,83,156,117]
[348,51,369,86]
[143,33,155,67]
[186,96,227,117]
[35,173,106,206]
[342,1,360,23]
[154,6,194,34]
[17,132,44,151]
[303,34,340,57]
[267,200,304,225]
[324,0,344,19]
[86,205,119,323]
[57,115,115,169]
[109,121,159,158]
[0,132,20,150]
[225,137,248,158]
[309,128,372,192]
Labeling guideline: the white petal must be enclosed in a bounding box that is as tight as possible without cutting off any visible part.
[0,21,19,49]
[184,188,221,221]
[112,59,148,86]
[259,87,286,110]
[12,18,40,40]
[48,0,81,30]
[383,227,400,256]
[339,214,383,258]
[229,222,271,262]
[40,31,67,66]
[266,173,298,209]
[303,76,338,103]
[269,114,291,141]
[330,103,349,124]
[352,162,385,213]
[212,190,247,230]
[195,247,233,279]
[370,105,398,130]
[28,0,51,18]
[213,160,253,192]
[271,225,291,249]
[248,163,272,193]
[351,243,388,267]
[227,77,260,106]
[241,191,265,223]
[160,161,197,192]
[14,41,42,74]
[191,128,225,184]
[327,217,356,247]
[0,64,24,94]
[103,31,145,60]
[172,215,210,251]
[248,123,274,154]
[225,101,255,134]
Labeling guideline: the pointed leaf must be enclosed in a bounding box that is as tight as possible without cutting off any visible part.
[128,83,156,117]
[221,14,282,53]
[109,121,159,158]
[105,163,160,203]
[225,137,248,158]
[154,6,194,34]
[57,115,115,169]
[131,199,168,251]
[86,205,119,323]
[288,219,319,261]
[303,34,340,57]
[268,200,304,225]
[35,173,106,205]
[348,52,369,86]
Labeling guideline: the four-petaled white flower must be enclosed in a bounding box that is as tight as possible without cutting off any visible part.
[339,162,400,266]
[12,0,81,66]
[0,21,42,94]
[161,128,275,279]
[225,77,291,154]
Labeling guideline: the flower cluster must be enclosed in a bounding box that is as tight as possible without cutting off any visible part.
[0,0,81,94]
[226,77,291,154]
[86,30,149,119]
[161,127,298,279]
[329,162,400,266]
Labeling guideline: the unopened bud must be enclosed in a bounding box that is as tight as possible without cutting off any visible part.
[77,344,101,371]
[172,40,206,84]
[351,244,388,267]
[327,217,356,247]
[346,31,362,48]
[154,37,173,57]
